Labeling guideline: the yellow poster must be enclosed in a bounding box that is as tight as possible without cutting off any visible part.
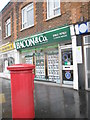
[0,43,14,52]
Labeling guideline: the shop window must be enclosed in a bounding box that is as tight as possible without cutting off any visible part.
[8,57,15,66]
[5,18,11,37]
[35,52,46,80]
[22,3,34,29]
[47,0,61,19]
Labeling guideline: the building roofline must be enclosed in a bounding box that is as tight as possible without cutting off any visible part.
[1,1,12,13]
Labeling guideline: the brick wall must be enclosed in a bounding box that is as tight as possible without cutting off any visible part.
[88,1,90,20]
[1,1,90,44]
[16,2,89,40]
[1,2,16,44]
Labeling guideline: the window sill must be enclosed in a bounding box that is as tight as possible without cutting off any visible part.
[46,14,61,22]
[4,35,11,39]
[20,24,34,32]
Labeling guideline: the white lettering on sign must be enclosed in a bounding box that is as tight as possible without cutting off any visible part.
[53,31,67,40]
[16,36,48,49]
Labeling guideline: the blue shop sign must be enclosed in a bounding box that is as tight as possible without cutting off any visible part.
[75,21,90,35]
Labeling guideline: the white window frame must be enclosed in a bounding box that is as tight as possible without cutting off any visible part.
[5,18,11,37]
[47,0,61,20]
[22,3,34,30]
[84,45,90,91]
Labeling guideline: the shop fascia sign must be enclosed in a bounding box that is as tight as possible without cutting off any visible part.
[75,21,90,35]
[15,26,71,50]
[0,42,14,53]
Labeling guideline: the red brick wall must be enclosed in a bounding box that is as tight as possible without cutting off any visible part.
[1,1,90,44]
[16,2,89,40]
[1,2,16,44]
[88,1,90,20]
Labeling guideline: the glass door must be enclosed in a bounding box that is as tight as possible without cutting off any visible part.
[60,45,73,86]
[84,46,90,90]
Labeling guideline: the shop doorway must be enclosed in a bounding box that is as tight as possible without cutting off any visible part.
[59,45,73,86]
[84,46,90,91]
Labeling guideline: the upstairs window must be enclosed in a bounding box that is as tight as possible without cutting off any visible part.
[47,0,60,19]
[5,18,11,37]
[22,3,34,29]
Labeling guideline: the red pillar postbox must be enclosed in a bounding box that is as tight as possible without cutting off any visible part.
[7,64,35,119]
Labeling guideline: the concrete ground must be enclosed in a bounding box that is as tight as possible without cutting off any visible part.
[0,78,90,119]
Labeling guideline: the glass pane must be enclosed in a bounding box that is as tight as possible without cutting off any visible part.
[62,49,73,65]
[62,70,73,85]
[7,23,11,36]
[47,0,54,18]
[54,0,60,8]
[22,9,25,23]
[23,23,27,28]
[6,25,8,36]
[86,48,90,71]
[27,9,34,26]
[27,3,33,10]
[88,73,90,88]
[54,8,60,15]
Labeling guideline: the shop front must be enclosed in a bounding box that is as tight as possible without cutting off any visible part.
[15,25,79,90]
[83,35,90,91]
[75,21,90,90]
[0,42,19,79]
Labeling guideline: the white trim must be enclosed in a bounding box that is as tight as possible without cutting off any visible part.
[0,26,1,30]
[20,24,34,32]
[72,36,78,90]
[83,35,90,45]
[59,44,73,88]
[22,8,26,29]
[60,44,72,49]
[58,45,62,85]
[62,65,73,70]
[4,35,11,39]
[5,18,11,37]
[47,0,61,20]
[70,25,75,36]
[84,46,88,90]
[84,45,90,91]
[46,14,61,21]
[22,3,34,30]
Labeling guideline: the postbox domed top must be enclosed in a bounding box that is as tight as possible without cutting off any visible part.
[7,64,35,71]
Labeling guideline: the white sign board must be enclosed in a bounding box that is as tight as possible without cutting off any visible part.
[75,21,90,35]
[76,46,82,64]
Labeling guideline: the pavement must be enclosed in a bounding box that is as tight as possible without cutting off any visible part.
[0,78,90,119]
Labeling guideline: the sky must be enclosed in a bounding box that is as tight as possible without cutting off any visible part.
[0,0,10,12]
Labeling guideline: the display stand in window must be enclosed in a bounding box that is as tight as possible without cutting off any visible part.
[35,53,46,80]
[25,55,33,64]
[47,51,60,83]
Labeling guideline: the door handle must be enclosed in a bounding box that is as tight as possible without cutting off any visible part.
[65,67,70,68]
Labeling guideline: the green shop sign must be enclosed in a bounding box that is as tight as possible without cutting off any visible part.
[15,26,71,50]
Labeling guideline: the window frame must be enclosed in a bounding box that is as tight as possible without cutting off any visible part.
[47,0,61,20]
[22,3,34,30]
[5,18,11,37]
